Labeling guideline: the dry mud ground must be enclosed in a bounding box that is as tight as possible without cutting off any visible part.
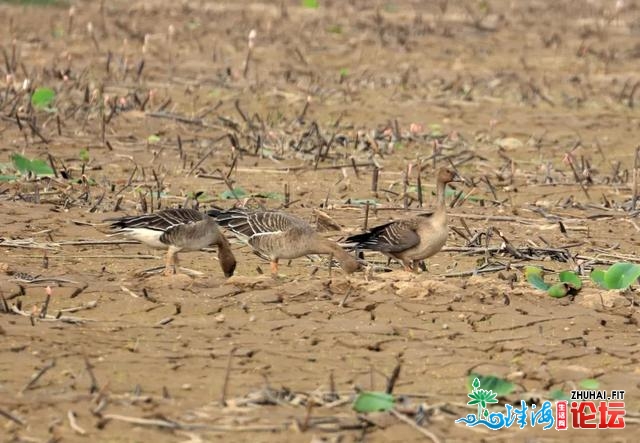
[1,0,640,442]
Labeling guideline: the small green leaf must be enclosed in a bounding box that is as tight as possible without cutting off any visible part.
[579,379,600,390]
[252,192,285,201]
[0,174,18,182]
[590,269,606,288]
[259,147,275,157]
[429,123,443,137]
[525,266,550,291]
[11,154,54,177]
[29,159,54,175]
[548,282,571,298]
[147,134,161,144]
[350,198,378,206]
[302,0,319,9]
[31,87,55,110]
[192,192,211,201]
[442,187,481,202]
[550,389,571,401]
[11,154,32,174]
[443,187,458,197]
[603,262,640,290]
[339,68,349,77]
[79,148,90,163]
[466,374,515,396]
[559,271,582,290]
[219,187,247,200]
[353,391,395,413]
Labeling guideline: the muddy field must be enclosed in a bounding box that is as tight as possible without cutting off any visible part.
[1,0,640,441]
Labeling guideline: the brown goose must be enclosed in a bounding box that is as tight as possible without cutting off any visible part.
[107,208,236,277]
[207,207,359,276]
[345,167,459,271]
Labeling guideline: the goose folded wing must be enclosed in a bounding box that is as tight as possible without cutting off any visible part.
[159,217,207,246]
[108,208,203,231]
[349,220,420,252]
[221,211,259,237]
[249,211,301,233]
[212,210,301,237]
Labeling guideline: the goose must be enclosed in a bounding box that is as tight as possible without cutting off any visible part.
[107,208,236,277]
[207,207,359,276]
[345,167,459,271]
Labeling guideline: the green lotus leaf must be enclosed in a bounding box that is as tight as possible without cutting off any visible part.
[579,379,600,390]
[559,271,582,290]
[353,391,395,413]
[603,262,640,290]
[466,374,515,396]
[219,187,247,200]
[548,282,571,298]
[31,87,55,110]
[590,269,606,288]
[525,266,550,291]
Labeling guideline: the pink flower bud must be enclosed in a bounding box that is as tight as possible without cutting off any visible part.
[409,123,423,134]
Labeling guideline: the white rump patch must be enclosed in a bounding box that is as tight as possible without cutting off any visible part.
[115,228,166,248]
[251,231,282,237]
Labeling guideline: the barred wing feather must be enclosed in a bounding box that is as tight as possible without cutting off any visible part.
[208,209,306,238]
[108,208,204,231]
[347,220,420,253]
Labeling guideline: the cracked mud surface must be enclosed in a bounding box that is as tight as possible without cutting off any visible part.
[1,0,639,441]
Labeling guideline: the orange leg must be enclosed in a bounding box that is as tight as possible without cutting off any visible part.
[402,260,416,273]
[164,249,178,276]
[270,260,279,276]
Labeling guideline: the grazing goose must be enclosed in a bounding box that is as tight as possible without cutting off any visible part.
[107,208,236,277]
[207,207,360,276]
[345,167,459,271]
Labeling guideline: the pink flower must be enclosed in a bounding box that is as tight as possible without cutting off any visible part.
[409,123,423,134]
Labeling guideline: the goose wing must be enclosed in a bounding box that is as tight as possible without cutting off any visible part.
[345,219,420,253]
[107,208,205,232]
[207,208,307,239]
[159,216,219,249]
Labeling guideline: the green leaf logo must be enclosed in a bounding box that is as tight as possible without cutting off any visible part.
[467,388,499,409]
[466,376,510,420]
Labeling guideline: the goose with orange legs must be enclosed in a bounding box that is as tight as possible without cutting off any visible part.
[345,167,460,271]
